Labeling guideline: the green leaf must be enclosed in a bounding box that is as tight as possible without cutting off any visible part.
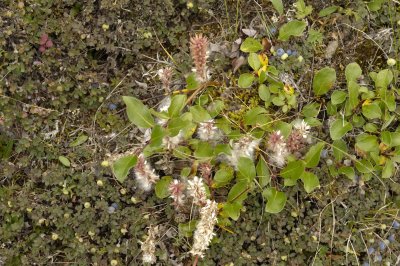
[300,172,320,193]
[270,0,283,15]
[368,0,386,11]
[304,142,325,168]
[355,159,374,174]
[338,166,355,180]
[318,5,339,17]
[123,96,155,128]
[168,94,187,117]
[190,105,211,123]
[345,62,362,82]
[379,87,396,112]
[238,73,255,88]
[362,102,382,120]
[186,73,199,90]
[248,53,261,71]
[240,37,263,53]
[223,202,242,221]
[227,181,249,203]
[213,166,234,187]
[278,20,307,41]
[381,131,400,147]
[149,125,165,148]
[173,146,192,159]
[345,80,360,115]
[332,139,348,161]
[58,156,71,167]
[331,91,347,105]
[244,107,268,126]
[112,155,138,183]
[375,69,393,89]
[272,96,285,106]
[307,29,324,45]
[155,176,173,199]
[208,100,225,117]
[70,134,88,147]
[295,0,313,19]
[313,67,336,96]
[329,119,353,140]
[258,84,270,102]
[355,134,379,153]
[194,141,214,161]
[280,160,305,181]
[301,102,320,118]
[263,187,287,214]
[382,159,394,179]
[237,157,256,182]
[257,157,271,187]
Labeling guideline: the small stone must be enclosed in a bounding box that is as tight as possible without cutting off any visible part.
[392,220,399,229]
[387,58,396,66]
[102,24,109,31]
[379,241,386,250]
[51,233,59,240]
[108,103,117,110]
[186,1,194,8]
[281,53,289,60]
[367,246,375,254]
[297,55,304,62]
[108,206,115,214]
[343,159,352,166]
[276,48,285,56]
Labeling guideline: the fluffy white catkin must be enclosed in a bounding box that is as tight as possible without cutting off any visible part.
[190,200,218,258]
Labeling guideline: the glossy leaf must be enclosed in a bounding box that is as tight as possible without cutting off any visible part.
[313,67,336,96]
[123,96,155,128]
[278,20,307,41]
[238,73,255,88]
[155,176,173,199]
[112,155,137,183]
[300,172,320,193]
[329,119,352,140]
[263,187,287,214]
[58,156,71,167]
[304,142,325,168]
[240,37,263,53]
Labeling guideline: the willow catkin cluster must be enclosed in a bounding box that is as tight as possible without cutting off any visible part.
[187,176,207,206]
[190,34,209,81]
[227,135,261,169]
[267,130,289,167]
[189,200,218,258]
[134,154,159,191]
[141,225,159,264]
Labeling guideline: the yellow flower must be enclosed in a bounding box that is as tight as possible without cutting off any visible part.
[283,84,294,95]
[362,99,372,106]
[258,53,269,66]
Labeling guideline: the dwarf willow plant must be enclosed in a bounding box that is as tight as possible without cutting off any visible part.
[111,33,399,262]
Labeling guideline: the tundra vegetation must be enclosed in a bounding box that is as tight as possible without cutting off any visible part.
[0,0,399,265]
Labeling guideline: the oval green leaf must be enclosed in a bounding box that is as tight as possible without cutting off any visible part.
[123,96,155,128]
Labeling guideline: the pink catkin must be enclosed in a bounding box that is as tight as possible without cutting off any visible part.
[190,34,208,81]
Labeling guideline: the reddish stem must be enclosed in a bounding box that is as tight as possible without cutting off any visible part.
[193,255,199,266]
